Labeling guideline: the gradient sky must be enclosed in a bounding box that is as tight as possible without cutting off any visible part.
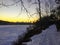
[0,0,56,23]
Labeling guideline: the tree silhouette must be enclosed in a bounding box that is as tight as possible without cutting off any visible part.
[0,0,58,45]
[11,0,57,45]
[55,0,60,31]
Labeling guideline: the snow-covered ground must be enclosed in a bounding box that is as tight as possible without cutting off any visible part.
[0,25,29,45]
[0,24,60,45]
[26,24,60,45]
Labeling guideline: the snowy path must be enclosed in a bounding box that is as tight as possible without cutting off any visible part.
[26,24,60,45]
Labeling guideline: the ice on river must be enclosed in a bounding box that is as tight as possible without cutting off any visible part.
[0,25,29,45]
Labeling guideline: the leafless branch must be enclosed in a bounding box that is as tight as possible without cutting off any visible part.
[20,0,33,18]
[0,0,39,20]
[0,0,21,7]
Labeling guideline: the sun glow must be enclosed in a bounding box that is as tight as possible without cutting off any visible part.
[0,13,39,23]
[0,4,39,23]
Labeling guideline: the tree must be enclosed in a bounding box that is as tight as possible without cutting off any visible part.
[49,0,60,31]
[0,0,57,45]
[0,0,52,22]
[55,0,60,31]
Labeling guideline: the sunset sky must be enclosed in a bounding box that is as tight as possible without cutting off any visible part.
[0,6,39,23]
[0,0,55,23]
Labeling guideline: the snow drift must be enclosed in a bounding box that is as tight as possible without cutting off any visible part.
[26,24,60,45]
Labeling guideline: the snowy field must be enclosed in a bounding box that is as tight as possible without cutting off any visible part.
[0,25,29,45]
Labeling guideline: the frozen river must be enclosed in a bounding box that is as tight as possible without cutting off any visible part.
[0,25,29,45]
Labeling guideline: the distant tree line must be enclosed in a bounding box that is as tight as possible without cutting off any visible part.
[0,20,33,25]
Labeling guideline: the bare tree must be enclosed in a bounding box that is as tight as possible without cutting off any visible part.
[0,0,41,21]
[0,0,55,19]
[0,0,56,45]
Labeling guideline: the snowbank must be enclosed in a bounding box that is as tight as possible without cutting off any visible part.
[26,24,60,45]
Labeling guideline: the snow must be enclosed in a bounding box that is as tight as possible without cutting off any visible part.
[26,24,60,45]
[0,24,60,45]
[0,25,29,45]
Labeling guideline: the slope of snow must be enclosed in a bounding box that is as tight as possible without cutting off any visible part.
[26,24,60,45]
